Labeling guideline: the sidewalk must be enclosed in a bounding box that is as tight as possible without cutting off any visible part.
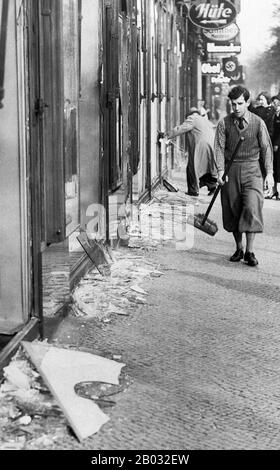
[1,170,280,450]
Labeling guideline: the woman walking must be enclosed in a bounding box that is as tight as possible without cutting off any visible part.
[252,91,275,139]
[268,94,280,199]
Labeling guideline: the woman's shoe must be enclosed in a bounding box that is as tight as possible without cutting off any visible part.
[244,251,258,267]
[230,249,244,262]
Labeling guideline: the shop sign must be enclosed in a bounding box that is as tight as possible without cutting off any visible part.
[189,1,237,30]
[202,22,240,42]
[212,84,222,95]
[201,62,221,75]
[211,74,231,84]
[207,42,241,53]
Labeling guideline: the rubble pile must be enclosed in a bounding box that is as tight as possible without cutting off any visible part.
[70,184,198,320]
[127,186,206,251]
[0,183,189,449]
[70,249,164,320]
[0,349,67,450]
[0,344,132,449]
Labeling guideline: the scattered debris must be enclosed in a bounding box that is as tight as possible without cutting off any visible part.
[70,249,163,320]
[0,184,183,449]
[0,437,26,450]
[0,343,134,448]
[3,363,31,391]
[18,416,32,426]
[7,405,22,420]
[77,232,111,277]
[21,341,126,441]
[107,303,128,316]
[112,355,122,361]
[74,369,132,405]
[27,434,59,448]
[163,178,179,192]
[130,285,148,295]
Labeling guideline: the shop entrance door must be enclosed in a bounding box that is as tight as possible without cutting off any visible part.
[0,0,32,334]
[27,0,65,328]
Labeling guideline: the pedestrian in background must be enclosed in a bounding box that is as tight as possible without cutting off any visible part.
[214,85,274,267]
[197,99,210,120]
[267,94,280,200]
[250,92,275,192]
[251,91,275,139]
[167,107,217,196]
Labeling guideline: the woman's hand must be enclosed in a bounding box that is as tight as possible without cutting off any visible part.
[217,170,228,185]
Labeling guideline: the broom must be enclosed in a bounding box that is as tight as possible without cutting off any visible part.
[187,137,245,236]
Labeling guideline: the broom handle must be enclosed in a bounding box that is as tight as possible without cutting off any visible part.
[201,137,244,225]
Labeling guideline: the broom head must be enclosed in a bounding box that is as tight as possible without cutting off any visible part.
[187,213,218,236]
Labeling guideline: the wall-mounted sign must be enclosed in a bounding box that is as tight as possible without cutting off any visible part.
[222,56,238,77]
[211,74,231,84]
[207,42,241,53]
[201,62,221,75]
[212,84,222,95]
[189,1,237,30]
[202,22,240,42]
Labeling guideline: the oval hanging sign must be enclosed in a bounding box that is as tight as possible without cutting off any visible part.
[202,22,240,42]
[189,1,237,30]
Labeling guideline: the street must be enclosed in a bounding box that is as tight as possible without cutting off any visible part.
[39,175,280,449]
[1,170,280,450]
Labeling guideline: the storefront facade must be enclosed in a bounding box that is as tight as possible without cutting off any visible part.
[0,0,202,360]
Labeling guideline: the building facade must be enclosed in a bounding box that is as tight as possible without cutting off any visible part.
[0,0,207,359]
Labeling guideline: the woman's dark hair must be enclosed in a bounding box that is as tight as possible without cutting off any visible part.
[256,91,271,104]
[228,85,250,102]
